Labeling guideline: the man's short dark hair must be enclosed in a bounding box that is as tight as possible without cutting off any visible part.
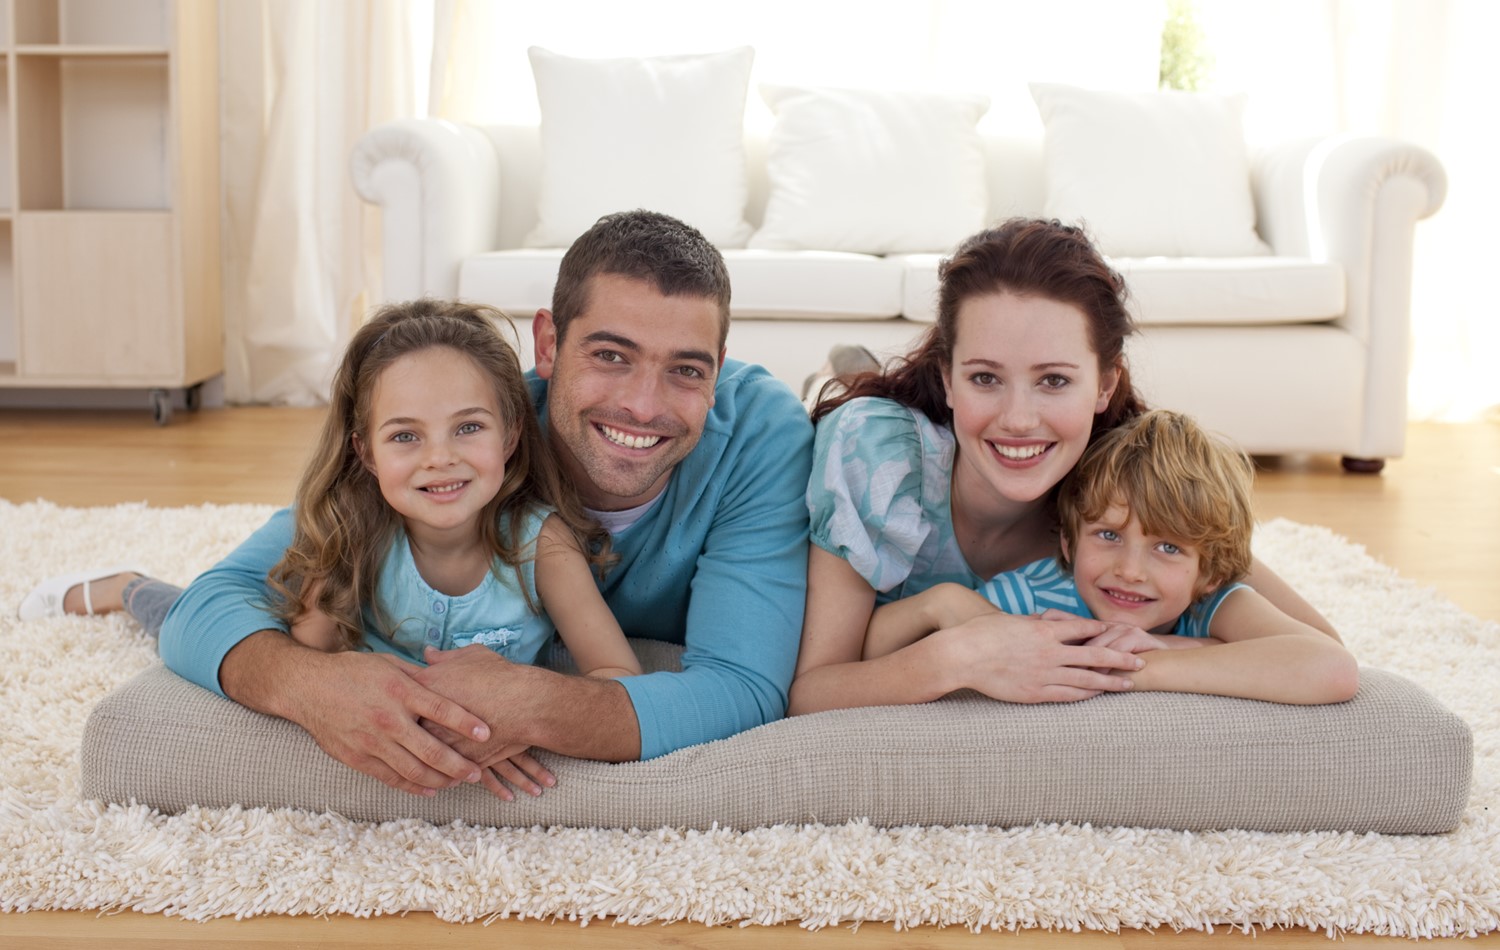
[550,210,732,349]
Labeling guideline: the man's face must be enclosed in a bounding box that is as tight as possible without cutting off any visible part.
[534,273,724,511]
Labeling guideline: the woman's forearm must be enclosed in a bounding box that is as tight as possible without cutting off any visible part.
[789,632,965,715]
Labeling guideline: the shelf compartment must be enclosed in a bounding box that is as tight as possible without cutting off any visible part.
[16,212,179,381]
[13,0,168,48]
[14,53,171,210]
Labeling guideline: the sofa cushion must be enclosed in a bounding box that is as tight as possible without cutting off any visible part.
[81,646,1469,834]
[524,46,756,249]
[722,249,903,319]
[460,249,565,319]
[749,85,990,255]
[896,254,1344,325]
[462,248,906,323]
[1118,257,1345,324]
[1029,83,1270,259]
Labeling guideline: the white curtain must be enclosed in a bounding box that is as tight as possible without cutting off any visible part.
[222,0,1495,419]
[218,0,427,405]
[1194,0,1498,421]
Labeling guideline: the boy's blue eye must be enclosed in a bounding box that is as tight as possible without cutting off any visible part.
[1159,542,1182,555]
[1097,529,1119,542]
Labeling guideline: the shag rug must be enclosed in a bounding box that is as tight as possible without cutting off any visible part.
[0,499,1496,937]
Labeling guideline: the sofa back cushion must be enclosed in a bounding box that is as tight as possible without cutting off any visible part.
[1029,83,1271,258]
[482,124,1052,255]
[747,86,991,255]
[523,46,757,249]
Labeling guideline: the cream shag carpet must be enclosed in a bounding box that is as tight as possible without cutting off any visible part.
[0,499,1497,936]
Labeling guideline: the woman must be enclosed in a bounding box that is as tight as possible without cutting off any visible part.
[789,218,1337,715]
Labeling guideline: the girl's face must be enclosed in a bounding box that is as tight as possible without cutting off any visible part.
[943,292,1119,512]
[358,346,516,544]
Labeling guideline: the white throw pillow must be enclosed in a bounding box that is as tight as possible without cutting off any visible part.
[525,46,756,249]
[1029,83,1269,258]
[749,85,991,255]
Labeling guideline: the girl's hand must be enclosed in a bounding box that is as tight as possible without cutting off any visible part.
[477,751,557,801]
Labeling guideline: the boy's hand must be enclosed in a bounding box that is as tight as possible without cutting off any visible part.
[1071,619,1167,656]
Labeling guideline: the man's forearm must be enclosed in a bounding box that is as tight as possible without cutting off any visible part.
[509,664,642,761]
[218,629,321,719]
[415,647,644,762]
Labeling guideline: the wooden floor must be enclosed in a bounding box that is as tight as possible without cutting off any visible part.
[1,406,1496,948]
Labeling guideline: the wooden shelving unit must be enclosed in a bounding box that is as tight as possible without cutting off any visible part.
[0,0,221,424]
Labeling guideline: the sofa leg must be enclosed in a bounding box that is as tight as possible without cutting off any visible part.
[1340,456,1386,474]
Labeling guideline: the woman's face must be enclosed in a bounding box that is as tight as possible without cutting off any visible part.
[943,291,1119,511]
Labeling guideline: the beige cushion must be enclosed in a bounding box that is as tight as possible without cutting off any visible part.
[81,641,1469,834]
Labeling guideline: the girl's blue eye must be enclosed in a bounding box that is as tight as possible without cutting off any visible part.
[457,422,482,435]
[392,431,416,443]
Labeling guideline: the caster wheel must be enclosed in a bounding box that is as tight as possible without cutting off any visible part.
[150,388,173,426]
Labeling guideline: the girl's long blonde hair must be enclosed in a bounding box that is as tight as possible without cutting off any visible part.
[267,298,611,651]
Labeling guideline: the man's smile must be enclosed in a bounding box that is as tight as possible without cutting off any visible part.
[597,423,665,450]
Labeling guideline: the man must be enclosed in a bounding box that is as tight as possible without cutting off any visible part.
[154,210,814,796]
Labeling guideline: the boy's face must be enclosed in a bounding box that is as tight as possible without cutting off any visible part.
[1063,504,1207,634]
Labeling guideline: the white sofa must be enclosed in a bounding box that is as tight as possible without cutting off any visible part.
[351,119,1445,469]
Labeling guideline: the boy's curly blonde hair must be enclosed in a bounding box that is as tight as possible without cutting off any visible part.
[1056,409,1255,598]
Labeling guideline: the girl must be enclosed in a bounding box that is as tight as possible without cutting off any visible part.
[266,299,639,691]
[23,299,642,799]
[789,218,1341,716]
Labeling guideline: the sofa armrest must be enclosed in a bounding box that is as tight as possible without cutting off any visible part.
[1252,136,1446,459]
[350,119,501,301]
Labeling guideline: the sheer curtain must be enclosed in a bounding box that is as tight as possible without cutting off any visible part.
[218,0,427,405]
[1199,0,1498,421]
